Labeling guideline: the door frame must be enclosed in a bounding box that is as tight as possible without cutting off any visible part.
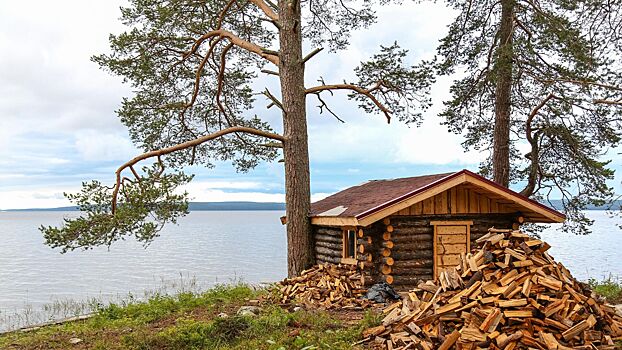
[431,220,473,279]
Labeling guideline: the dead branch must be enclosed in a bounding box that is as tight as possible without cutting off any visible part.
[111,127,284,213]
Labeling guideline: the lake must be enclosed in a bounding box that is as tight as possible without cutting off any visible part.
[0,210,620,330]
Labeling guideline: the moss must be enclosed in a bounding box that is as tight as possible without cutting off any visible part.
[0,284,379,350]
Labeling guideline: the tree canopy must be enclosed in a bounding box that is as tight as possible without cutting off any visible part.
[432,0,622,234]
[41,0,434,268]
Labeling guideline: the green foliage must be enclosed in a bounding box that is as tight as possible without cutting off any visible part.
[41,164,193,252]
[41,0,435,252]
[430,0,622,234]
[588,276,622,304]
[0,284,378,350]
[352,42,435,125]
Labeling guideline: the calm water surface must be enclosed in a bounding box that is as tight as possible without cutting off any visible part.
[0,210,620,330]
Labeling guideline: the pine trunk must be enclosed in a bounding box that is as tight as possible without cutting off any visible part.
[278,0,314,277]
[492,0,514,187]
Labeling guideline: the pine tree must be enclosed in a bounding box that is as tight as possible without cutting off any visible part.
[41,0,434,275]
[432,0,622,233]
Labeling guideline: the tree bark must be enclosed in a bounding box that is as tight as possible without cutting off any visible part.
[279,0,314,277]
[492,0,514,187]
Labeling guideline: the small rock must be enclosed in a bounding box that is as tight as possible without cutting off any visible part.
[292,306,303,312]
[217,312,229,318]
[69,337,82,345]
[237,305,261,317]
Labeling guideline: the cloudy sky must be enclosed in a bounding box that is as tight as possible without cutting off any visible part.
[0,1,620,210]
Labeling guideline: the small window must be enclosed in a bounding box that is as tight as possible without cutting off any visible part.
[342,229,356,259]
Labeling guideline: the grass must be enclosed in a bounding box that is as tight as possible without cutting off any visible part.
[588,275,622,304]
[0,284,381,350]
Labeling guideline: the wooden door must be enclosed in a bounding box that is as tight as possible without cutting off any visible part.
[431,221,472,279]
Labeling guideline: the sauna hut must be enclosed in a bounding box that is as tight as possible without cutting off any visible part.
[308,169,565,289]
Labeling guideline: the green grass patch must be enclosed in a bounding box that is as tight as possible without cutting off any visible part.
[0,284,379,350]
[588,276,622,304]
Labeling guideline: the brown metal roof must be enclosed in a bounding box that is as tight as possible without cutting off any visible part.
[310,172,455,218]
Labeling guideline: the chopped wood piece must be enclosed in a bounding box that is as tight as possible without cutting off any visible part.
[361,230,622,350]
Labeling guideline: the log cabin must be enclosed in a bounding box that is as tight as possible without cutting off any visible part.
[305,169,565,289]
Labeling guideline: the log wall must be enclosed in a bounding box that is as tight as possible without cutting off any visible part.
[378,214,516,290]
[313,226,343,265]
[312,213,517,290]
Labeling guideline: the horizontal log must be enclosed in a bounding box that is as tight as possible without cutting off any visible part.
[315,240,341,250]
[391,234,433,244]
[359,261,373,269]
[392,259,433,269]
[381,264,392,275]
[382,275,394,284]
[314,246,341,257]
[357,253,373,262]
[357,237,372,246]
[315,227,342,237]
[357,228,364,238]
[391,250,433,260]
[381,257,394,266]
[361,273,374,286]
[314,234,341,244]
[315,253,341,264]
[382,241,394,249]
[391,275,433,286]
[381,248,392,257]
[386,225,394,233]
[391,267,433,276]
[391,242,433,252]
[392,227,433,235]
[383,232,391,240]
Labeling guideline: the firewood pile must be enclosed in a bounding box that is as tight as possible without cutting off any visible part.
[278,263,372,309]
[363,229,622,349]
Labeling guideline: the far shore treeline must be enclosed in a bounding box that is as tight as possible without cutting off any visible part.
[2,201,286,212]
[3,200,621,212]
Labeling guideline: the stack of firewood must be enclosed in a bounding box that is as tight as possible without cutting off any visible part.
[363,229,622,349]
[278,263,372,309]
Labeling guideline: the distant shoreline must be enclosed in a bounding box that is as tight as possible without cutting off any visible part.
[1,200,620,212]
[1,201,286,212]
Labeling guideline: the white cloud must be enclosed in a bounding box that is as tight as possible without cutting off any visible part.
[0,188,74,210]
[74,131,137,162]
